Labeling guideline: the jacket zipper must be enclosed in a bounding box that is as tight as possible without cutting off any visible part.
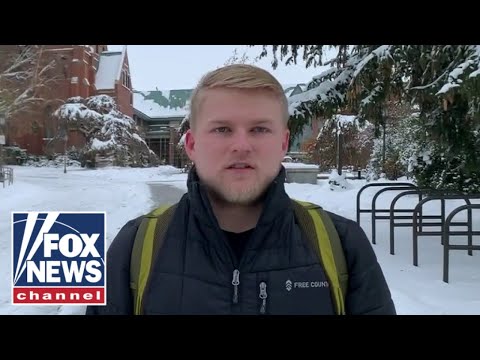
[259,281,268,314]
[232,269,240,304]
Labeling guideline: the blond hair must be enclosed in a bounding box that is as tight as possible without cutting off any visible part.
[188,64,289,129]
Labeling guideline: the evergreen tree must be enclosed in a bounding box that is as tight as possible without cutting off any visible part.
[255,45,480,193]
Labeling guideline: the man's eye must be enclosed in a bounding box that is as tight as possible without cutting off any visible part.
[252,127,269,133]
[215,127,230,133]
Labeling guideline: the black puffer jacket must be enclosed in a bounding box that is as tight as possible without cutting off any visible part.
[86,167,396,315]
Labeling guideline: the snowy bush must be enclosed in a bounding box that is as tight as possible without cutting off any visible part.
[367,114,425,180]
[328,169,350,191]
[53,95,159,168]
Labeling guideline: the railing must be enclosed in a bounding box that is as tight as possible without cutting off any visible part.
[0,166,14,187]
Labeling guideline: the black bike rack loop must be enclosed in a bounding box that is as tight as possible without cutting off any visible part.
[443,203,480,283]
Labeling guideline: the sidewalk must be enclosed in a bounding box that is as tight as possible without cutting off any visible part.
[148,182,186,210]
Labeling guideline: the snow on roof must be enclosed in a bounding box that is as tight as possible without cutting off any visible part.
[133,90,191,119]
[133,83,307,120]
[282,83,299,90]
[96,51,124,90]
[284,88,296,97]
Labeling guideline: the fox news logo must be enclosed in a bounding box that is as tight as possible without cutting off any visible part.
[12,211,106,305]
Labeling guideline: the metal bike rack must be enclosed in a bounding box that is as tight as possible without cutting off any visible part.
[443,204,480,283]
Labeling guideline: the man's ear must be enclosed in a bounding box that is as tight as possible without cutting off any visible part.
[282,129,290,154]
[184,129,195,160]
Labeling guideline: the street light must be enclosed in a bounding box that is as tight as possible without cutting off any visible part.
[0,113,5,167]
[59,121,68,174]
[64,133,68,174]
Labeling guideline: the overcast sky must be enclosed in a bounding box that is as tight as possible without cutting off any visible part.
[107,45,330,91]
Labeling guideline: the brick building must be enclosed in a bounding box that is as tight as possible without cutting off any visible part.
[3,45,133,155]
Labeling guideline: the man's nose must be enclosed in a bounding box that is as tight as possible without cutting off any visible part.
[230,130,253,153]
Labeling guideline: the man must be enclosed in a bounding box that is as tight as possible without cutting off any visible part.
[86,64,396,315]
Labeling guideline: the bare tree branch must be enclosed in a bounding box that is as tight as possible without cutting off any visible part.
[0,45,63,120]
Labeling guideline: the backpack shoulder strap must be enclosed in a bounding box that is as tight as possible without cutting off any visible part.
[291,199,348,315]
[130,203,177,315]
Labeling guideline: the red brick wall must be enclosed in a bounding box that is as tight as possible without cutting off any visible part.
[50,130,86,154]
[116,52,133,118]
[90,52,100,96]
[9,104,83,155]
[67,130,86,148]
[116,83,133,117]
[69,46,97,98]
[12,132,43,155]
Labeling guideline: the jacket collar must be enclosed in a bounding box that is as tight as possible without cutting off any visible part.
[187,165,291,228]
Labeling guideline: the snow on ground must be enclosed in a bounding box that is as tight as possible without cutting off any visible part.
[1,164,479,315]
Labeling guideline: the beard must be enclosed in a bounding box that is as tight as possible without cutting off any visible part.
[201,173,272,206]
[210,182,263,206]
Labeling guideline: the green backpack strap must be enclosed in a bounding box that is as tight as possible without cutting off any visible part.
[291,199,348,315]
[130,203,177,315]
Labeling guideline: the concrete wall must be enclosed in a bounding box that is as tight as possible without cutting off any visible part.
[284,166,319,184]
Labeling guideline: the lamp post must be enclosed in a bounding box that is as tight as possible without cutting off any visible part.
[336,118,343,176]
[0,113,5,167]
[64,135,67,173]
[60,120,68,174]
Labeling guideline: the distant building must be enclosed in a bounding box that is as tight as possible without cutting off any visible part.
[284,83,323,153]
[4,45,133,155]
[133,89,192,167]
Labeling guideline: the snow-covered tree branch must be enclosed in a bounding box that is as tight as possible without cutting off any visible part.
[256,45,480,192]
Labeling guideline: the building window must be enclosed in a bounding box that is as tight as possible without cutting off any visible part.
[31,121,40,134]
[122,69,131,89]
